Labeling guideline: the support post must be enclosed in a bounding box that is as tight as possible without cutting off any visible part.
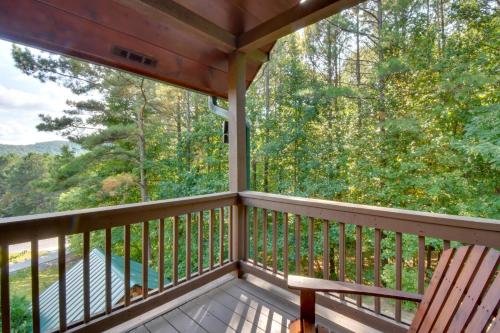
[228,51,247,276]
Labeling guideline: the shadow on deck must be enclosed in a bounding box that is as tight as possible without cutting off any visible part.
[115,274,381,333]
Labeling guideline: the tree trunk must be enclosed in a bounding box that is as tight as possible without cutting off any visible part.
[263,64,270,193]
[356,6,363,128]
[138,79,149,202]
[185,91,191,172]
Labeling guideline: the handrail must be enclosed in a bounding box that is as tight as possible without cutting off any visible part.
[239,191,500,247]
[0,190,498,333]
[0,192,238,245]
[239,190,500,331]
[0,192,238,333]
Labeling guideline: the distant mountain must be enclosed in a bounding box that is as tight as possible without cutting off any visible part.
[0,141,83,155]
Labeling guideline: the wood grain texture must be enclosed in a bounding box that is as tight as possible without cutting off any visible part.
[288,275,423,302]
[31,240,40,333]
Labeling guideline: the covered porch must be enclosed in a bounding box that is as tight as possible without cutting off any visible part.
[0,0,499,332]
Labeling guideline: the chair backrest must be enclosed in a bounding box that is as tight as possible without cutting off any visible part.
[409,245,499,333]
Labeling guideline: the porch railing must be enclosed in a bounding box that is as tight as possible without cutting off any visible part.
[0,191,499,333]
[0,192,238,333]
[238,191,500,332]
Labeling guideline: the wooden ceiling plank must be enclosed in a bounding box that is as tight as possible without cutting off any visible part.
[237,0,364,51]
[0,0,229,98]
[122,0,237,53]
[37,0,230,73]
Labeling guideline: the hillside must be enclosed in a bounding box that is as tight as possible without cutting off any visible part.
[0,141,83,155]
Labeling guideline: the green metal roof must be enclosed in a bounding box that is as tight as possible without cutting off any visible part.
[39,248,162,332]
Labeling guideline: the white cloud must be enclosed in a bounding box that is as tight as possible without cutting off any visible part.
[0,40,79,144]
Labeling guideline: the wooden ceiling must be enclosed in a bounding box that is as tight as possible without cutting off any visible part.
[0,0,361,98]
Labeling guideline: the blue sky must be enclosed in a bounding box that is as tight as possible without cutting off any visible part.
[0,39,73,144]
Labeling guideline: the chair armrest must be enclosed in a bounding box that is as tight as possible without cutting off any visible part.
[288,275,422,303]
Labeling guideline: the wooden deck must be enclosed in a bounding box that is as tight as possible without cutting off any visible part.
[123,274,382,333]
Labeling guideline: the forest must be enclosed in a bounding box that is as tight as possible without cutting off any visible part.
[0,0,498,330]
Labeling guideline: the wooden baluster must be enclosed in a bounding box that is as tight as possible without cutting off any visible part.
[323,220,329,280]
[395,232,402,322]
[105,228,112,313]
[443,239,450,251]
[124,225,131,306]
[339,222,345,301]
[58,235,66,331]
[31,240,40,333]
[209,209,214,270]
[253,207,258,265]
[355,225,362,306]
[374,228,382,314]
[142,222,149,298]
[262,209,267,270]
[173,216,179,284]
[308,217,314,277]
[219,207,224,267]
[198,212,203,275]
[295,214,301,274]
[229,206,233,261]
[159,219,165,291]
[1,243,10,333]
[83,232,90,321]
[418,236,425,294]
[283,213,289,279]
[186,213,191,279]
[272,211,278,273]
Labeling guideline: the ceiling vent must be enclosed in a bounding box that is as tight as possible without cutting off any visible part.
[112,46,157,68]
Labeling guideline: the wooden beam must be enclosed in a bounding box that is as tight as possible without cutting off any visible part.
[238,0,364,51]
[228,52,247,272]
[228,52,247,192]
[246,49,269,64]
[125,0,236,52]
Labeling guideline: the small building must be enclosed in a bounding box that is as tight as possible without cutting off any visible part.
[39,248,160,332]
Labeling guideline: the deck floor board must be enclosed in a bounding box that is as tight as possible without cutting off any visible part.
[127,275,382,333]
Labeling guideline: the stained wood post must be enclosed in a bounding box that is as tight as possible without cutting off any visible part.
[228,51,247,276]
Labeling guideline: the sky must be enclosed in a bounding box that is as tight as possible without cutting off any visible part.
[0,39,72,145]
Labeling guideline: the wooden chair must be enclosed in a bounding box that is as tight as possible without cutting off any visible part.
[288,245,499,333]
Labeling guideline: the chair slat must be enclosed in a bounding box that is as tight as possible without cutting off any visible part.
[58,236,67,331]
[409,247,455,333]
[308,217,314,277]
[431,245,487,332]
[187,213,192,279]
[198,211,203,275]
[1,244,10,333]
[374,228,381,313]
[124,225,131,306]
[464,271,500,333]
[272,211,278,273]
[283,213,289,279]
[487,315,500,333]
[416,246,470,332]
[142,222,149,298]
[448,249,500,332]
[31,240,40,333]
[295,214,301,274]
[322,220,329,280]
[159,218,165,291]
[356,225,362,306]
[105,228,112,312]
